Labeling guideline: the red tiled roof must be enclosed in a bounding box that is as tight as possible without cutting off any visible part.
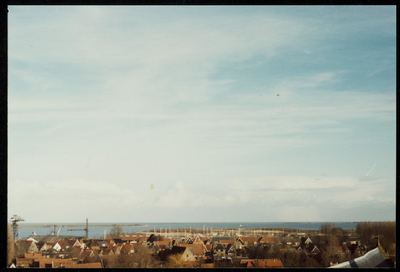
[238,237,259,243]
[56,240,68,249]
[179,243,205,256]
[258,259,284,268]
[16,258,34,267]
[106,244,114,251]
[121,236,135,241]
[220,240,234,244]
[154,240,171,246]
[24,253,44,259]
[37,258,74,268]
[64,262,102,268]
[70,247,82,255]
[66,240,76,247]
[80,250,94,258]
[121,243,134,253]
[259,237,278,243]
[52,259,75,268]
[137,237,148,242]
[247,261,255,268]
[193,238,203,244]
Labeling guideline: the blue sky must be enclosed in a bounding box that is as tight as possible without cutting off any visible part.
[8,6,396,223]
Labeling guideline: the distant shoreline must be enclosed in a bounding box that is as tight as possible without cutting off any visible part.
[18,224,148,229]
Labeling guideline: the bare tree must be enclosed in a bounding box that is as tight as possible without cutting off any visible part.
[132,246,158,268]
[109,225,123,238]
[281,250,301,267]
[320,222,337,235]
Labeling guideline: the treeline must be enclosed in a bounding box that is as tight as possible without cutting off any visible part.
[355,221,395,256]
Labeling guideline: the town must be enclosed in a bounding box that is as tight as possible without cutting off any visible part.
[7,221,396,268]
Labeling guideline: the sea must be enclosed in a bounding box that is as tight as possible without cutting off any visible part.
[16,222,358,239]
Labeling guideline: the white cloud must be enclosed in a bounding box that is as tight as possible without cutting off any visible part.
[7,6,396,222]
[8,175,392,222]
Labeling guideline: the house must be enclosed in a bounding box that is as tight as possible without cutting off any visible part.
[258,259,284,268]
[172,246,196,262]
[259,236,278,244]
[240,259,284,268]
[79,249,95,262]
[211,236,232,243]
[16,254,45,268]
[16,257,76,268]
[27,237,39,243]
[220,240,235,246]
[15,257,34,268]
[24,253,45,259]
[193,237,204,245]
[158,246,196,263]
[16,240,39,255]
[112,244,123,255]
[237,237,259,246]
[212,243,226,258]
[226,244,237,257]
[178,243,206,259]
[121,243,135,254]
[154,240,171,246]
[136,236,149,244]
[97,240,109,249]
[47,258,75,268]
[119,236,141,243]
[44,241,57,249]
[310,245,321,254]
[53,240,68,252]
[100,243,115,256]
[67,247,82,259]
[65,239,81,249]
[31,258,65,268]
[35,241,45,252]
[63,262,103,268]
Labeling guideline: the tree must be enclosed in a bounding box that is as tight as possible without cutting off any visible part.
[356,221,396,261]
[320,222,337,235]
[131,246,158,268]
[281,250,301,267]
[268,244,282,259]
[164,254,191,268]
[106,253,135,268]
[8,224,15,266]
[109,225,123,238]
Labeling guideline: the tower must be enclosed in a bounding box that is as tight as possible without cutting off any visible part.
[10,214,25,240]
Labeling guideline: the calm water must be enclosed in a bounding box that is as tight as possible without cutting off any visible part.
[17,222,358,239]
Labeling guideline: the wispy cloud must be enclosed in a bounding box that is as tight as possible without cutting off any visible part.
[8,6,396,222]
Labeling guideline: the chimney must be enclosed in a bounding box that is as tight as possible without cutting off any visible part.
[86,218,88,239]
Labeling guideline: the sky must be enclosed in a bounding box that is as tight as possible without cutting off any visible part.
[7,6,396,223]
